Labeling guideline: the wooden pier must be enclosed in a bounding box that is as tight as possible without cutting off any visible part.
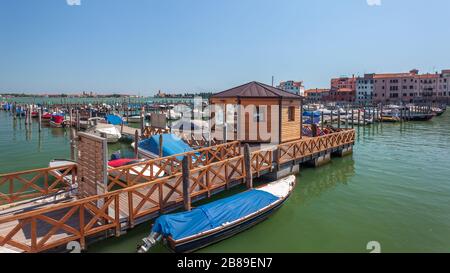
[0,129,355,253]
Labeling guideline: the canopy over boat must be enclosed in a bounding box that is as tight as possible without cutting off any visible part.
[138,134,194,159]
[42,113,52,119]
[108,158,141,168]
[151,189,279,240]
[105,114,123,125]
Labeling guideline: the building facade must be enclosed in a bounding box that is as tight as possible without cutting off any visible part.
[304,88,330,102]
[373,69,450,103]
[329,76,356,102]
[277,81,305,96]
[356,74,374,104]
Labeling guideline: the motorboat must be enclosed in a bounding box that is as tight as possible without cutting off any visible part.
[137,175,296,253]
[50,115,65,128]
[431,107,445,116]
[105,114,125,125]
[86,124,122,143]
[126,115,142,123]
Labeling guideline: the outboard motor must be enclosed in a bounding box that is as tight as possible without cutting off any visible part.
[137,232,162,253]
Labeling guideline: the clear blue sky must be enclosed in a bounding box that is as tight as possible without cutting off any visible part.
[1,0,450,95]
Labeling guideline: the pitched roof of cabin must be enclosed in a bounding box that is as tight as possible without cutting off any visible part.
[212,81,303,100]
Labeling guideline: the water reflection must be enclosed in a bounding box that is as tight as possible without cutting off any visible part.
[50,127,67,138]
[294,156,355,205]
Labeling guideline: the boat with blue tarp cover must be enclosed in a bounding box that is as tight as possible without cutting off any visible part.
[131,133,196,159]
[137,175,296,253]
[105,114,124,125]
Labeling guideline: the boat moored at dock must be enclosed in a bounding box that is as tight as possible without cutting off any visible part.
[86,123,122,143]
[132,133,195,159]
[137,175,296,253]
[49,114,65,128]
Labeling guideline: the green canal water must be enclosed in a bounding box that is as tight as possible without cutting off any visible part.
[0,110,449,253]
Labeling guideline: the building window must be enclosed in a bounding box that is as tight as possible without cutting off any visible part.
[288,106,296,122]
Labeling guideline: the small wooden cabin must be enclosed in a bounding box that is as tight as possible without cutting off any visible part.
[210,81,303,144]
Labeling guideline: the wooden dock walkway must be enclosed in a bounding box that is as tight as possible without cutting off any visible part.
[0,130,355,253]
[116,125,140,137]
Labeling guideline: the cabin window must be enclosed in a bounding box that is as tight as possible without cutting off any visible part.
[288,106,296,121]
[253,106,266,122]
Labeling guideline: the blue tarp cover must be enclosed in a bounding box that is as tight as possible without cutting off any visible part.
[105,114,124,125]
[152,189,278,240]
[303,111,321,117]
[138,134,194,159]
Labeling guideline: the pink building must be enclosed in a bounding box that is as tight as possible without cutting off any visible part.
[373,69,450,103]
[304,88,330,102]
[329,76,356,102]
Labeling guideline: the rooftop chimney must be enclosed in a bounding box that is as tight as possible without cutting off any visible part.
[410,69,419,75]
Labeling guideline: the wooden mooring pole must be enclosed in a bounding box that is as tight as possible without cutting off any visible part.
[134,130,139,158]
[70,128,76,160]
[337,110,341,129]
[345,107,348,129]
[38,108,42,132]
[159,134,163,158]
[321,111,324,131]
[351,106,354,129]
[244,144,253,189]
[357,107,361,127]
[182,156,192,211]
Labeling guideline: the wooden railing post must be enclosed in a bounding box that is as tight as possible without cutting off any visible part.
[31,217,37,253]
[274,147,280,172]
[114,195,121,237]
[79,204,86,250]
[311,123,318,137]
[182,156,191,211]
[244,144,253,189]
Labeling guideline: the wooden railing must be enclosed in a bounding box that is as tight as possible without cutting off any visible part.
[0,130,355,253]
[0,192,120,253]
[0,164,77,205]
[141,126,170,138]
[251,149,273,176]
[107,141,241,190]
[278,129,355,164]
